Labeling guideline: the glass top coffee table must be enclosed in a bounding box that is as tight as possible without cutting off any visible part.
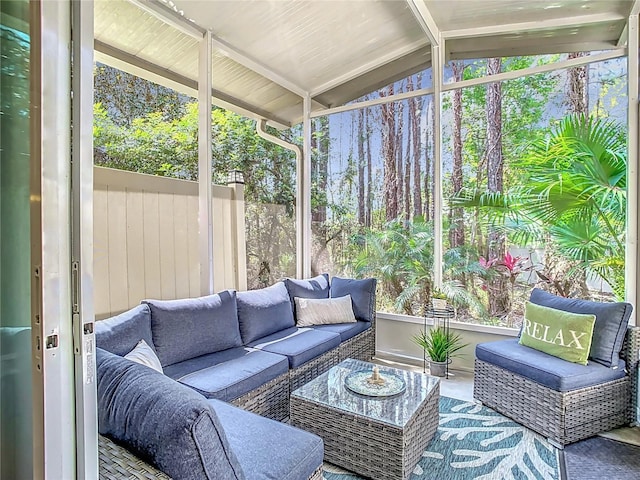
[290,358,440,480]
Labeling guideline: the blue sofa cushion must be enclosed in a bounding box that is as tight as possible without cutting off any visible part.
[310,320,371,342]
[237,282,295,344]
[285,274,330,316]
[163,347,289,401]
[530,288,632,368]
[476,339,626,392]
[95,304,155,357]
[331,277,377,322]
[210,398,323,480]
[144,290,242,367]
[96,348,245,480]
[248,327,340,368]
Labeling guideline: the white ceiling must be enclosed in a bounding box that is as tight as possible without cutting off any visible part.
[94,0,637,127]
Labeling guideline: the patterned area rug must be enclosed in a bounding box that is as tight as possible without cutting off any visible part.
[564,436,640,480]
[323,396,559,480]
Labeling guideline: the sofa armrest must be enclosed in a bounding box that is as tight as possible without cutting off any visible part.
[621,325,640,422]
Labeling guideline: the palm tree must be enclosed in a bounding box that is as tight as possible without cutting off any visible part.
[452,114,626,298]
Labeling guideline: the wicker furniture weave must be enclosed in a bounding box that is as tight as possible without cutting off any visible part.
[290,358,440,480]
[474,325,640,447]
[230,371,290,421]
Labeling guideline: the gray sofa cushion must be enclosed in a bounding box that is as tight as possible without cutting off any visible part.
[331,277,377,322]
[144,290,242,367]
[248,327,340,368]
[285,274,330,316]
[164,347,289,401]
[476,339,626,392]
[530,288,632,368]
[96,348,245,480]
[95,304,155,357]
[310,320,371,342]
[210,398,323,480]
[237,282,295,344]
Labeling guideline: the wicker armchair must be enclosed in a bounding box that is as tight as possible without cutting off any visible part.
[474,325,640,447]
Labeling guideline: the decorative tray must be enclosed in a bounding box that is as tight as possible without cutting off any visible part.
[344,369,406,397]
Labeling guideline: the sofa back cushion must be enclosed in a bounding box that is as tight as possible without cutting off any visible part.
[144,290,242,367]
[95,304,155,357]
[529,288,632,368]
[331,277,377,322]
[284,274,330,317]
[236,282,294,344]
[96,348,245,480]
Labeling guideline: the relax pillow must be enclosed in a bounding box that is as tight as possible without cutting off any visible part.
[125,339,163,374]
[96,348,245,480]
[144,290,242,367]
[284,274,330,317]
[236,282,295,344]
[519,301,595,365]
[529,288,632,368]
[95,304,155,357]
[295,295,356,327]
[330,277,377,322]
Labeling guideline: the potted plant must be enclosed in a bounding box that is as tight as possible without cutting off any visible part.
[412,327,468,377]
[431,289,448,310]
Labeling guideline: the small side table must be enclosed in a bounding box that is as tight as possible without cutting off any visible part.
[423,304,455,378]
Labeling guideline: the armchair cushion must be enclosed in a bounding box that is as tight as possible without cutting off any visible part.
[330,277,377,322]
[529,288,632,368]
[96,348,245,480]
[237,282,295,344]
[476,339,626,392]
[95,304,155,357]
[144,290,242,367]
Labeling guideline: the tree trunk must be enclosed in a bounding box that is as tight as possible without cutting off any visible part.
[423,97,433,221]
[485,57,510,318]
[396,93,405,218]
[316,117,329,223]
[408,75,423,220]
[357,108,366,224]
[365,106,373,227]
[567,52,589,115]
[450,61,465,249]
[381,85,398,221]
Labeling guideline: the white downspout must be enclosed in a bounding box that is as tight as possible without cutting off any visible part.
[256,119,305,279]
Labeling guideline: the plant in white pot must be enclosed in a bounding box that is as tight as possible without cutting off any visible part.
[431,289,449,310]
[412,327,468,377]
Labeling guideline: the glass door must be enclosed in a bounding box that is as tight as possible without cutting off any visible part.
[1,1,33,478]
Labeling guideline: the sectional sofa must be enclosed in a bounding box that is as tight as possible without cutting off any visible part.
[95,274,376,479]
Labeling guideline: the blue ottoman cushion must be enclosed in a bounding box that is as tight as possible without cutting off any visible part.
[144,291,242,367]
[237,282,295,344]
[95,304,155,357]
[210,398,323,480]
[530,288,632,368]
[476,339,626,392]
[163,347,289,401]
[331,277,377,322]
[248,327,340,368]
[96,348,245,480]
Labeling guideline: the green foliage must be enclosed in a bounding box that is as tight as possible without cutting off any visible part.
[412,327,468,363]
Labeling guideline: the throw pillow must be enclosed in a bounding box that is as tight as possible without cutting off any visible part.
[295,295,357,327]
[284,274,330,317]
[330,277,377,322]
[519,301,596,365]
[124,339,164,374]
[529,288,632,368]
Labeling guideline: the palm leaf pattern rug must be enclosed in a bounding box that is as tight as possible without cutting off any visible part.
[323,396,559,480]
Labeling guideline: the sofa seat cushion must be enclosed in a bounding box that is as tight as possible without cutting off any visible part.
[248,327,341,368]
[96,348,245,480]
[310,320,371,342]
[529,288,632,368]
[331,277,377,322]
[210,398,323,480]
[144,290,242,367]
[163,347,289,401]
[476,339,626,392]
[237,282,295,344]
[96,304,155,357]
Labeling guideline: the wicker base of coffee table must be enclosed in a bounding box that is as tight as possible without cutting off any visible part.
[290,359,440,480]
